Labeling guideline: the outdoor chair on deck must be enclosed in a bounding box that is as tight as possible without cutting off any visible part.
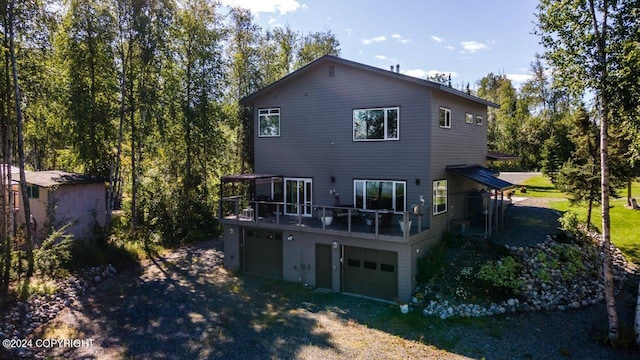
[370,211,393,232]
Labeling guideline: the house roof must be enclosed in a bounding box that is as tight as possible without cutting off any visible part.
[25,171,106,188]
[447,165,515,191]
[240,55,499,108]
[487,151,521,161]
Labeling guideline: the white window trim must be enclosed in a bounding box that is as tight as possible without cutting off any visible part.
[432,180,447,215]
[353,107,400,141]
[465,112,473,124]
[476,115,483,126]
[439,107,451,128]
[353,179,406,212]
[258,108,281,137]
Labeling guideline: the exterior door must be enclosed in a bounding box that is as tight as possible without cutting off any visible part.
[316,244,332,289]
[242,230,283,279]
[284,178,312,216]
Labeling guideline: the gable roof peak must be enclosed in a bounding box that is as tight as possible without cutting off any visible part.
[241,55,498,108]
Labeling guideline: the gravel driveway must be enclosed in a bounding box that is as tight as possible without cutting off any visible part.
[497,171,541,186]
[34,240,638,360]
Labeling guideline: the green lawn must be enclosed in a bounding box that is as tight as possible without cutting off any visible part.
[519,176,565,198]
[523,175,640,264]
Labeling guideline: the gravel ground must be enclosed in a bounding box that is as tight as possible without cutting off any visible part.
[497,171,542,186]
[492,197,562,248]
[30,239,639,360]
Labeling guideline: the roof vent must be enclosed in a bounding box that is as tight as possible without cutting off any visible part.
[396,64,400,73]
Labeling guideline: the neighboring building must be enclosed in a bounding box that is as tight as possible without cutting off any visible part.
[219,55,513,302]
[17,170,106,242]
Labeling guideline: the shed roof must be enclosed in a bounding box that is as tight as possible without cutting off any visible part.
[240,55,499,108]
[447,165,515,191]
[26,171,106,188]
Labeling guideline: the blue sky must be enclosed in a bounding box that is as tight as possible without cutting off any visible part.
[220,0,543,90]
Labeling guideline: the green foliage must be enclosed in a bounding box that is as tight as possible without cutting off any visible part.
[551,183,640,265]
[34,225,74,277]
[476,256,524,295]
[67,239,139,271]
[558,211,581,236]
[295,30,341,69]
[17,278,59,299]
[552,244,585,280]
[415,232,458,284]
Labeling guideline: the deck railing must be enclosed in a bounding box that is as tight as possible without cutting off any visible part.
[219,197,427,242]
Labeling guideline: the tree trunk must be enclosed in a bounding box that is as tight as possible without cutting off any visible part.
[600,103,619,343]
[1,10,13,299]
[130,74,137,230]
[8,0,34,277]
[589,0,618,343]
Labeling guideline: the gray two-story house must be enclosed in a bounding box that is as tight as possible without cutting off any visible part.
[219,55,513,302]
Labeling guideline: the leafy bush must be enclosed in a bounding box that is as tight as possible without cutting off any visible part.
[476,256,524,295]
[416,232,459,284]
[67,240,139,271]
[34,225,74,277]
[17,278,59,299]
[559,211,581,238]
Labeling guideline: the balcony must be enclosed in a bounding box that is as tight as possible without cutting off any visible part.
[219,197,428,243]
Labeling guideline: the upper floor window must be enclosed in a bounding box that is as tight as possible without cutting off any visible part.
[258,108,280,137]
[353,107,399,141]
[433,180,447,215]
[476,115,483,126]
[354,179,406,212]
[465,112,473,124]
[439,107,451,128]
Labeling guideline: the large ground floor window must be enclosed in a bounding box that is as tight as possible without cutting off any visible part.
[354,180,405,212]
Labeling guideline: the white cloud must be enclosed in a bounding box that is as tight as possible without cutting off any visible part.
[375,55,389,61]
[391,34,411,44]
[507,73,532,83]
[403,68,459,80]
[362,36,386,45]
[219,0,305,15]
[461,41,490,53]
[404,69,428,78]
[445,45,455,51]
[431,35,443,43]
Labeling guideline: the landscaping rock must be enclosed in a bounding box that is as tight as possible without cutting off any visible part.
[417,228,631,319]
[0,264,116,359]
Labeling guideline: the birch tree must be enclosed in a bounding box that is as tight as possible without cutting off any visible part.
[536,0,632,342]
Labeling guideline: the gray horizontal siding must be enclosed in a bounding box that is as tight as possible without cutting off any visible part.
[251,62,432,210]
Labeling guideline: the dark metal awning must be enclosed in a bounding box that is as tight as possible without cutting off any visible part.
[221,174,283,185]
[447,166,515,191]
[487,151,521,162]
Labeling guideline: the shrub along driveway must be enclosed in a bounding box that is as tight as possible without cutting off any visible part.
[37,240,638,360]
